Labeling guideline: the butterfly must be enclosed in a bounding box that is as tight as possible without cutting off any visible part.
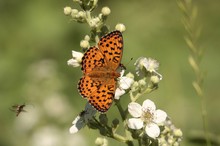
[78,30,123,113]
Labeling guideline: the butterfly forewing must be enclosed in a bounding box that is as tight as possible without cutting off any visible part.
[78,76,104,98]
[98,31,123,70]
[81,46,108,74]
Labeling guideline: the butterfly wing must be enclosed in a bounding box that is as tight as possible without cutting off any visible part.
[78,76,116,113]
[98,30,123,70]
[78,31,124,113]
[78,76,103,98]
[81,46,108,74]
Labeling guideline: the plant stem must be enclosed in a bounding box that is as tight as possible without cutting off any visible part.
[115,99,127,121]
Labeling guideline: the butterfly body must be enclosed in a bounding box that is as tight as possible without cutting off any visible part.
[78,31,123,113]
[86,70,120,79]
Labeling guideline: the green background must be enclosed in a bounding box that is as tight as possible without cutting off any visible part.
[0,0,219,146]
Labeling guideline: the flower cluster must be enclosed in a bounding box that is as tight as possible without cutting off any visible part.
[68,54,182,145]
[64,0,126,51]
[158,118,183,146]
[65,0,182,145]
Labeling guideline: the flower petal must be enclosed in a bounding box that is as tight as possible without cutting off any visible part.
[67,59,80,67]
[118,76,134,90]
[128,102,142,118]
[119,68,125,77]
[67,50,83,67]
[127,118,143,129]
[142,58,159,73]
[153,109,167,124]
[71,50,83,60]
[142,99,156,111]
[134,57,146,76]
[69,116,85,134]
[145,123,160,138]
[72,115,81,124]
[114,88,125,100]
[69,123,85,134]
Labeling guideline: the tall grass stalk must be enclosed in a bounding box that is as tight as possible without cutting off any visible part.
[177,0,211,145]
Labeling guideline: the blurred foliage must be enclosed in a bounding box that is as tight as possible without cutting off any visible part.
[0,0,220,146]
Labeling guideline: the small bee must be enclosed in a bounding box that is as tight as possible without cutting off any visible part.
[10,104,26,117]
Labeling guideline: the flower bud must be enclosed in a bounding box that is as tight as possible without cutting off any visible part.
[150,75,160,84]
[101,7,111,16]
[126,72,134,79]
[95,137,103,145]
[84,35,90,41]
[115,23,126,32]
[95,137,108,146]
[80,40,89,49]
[99,114,108,125]
[64,6,72,15]
[112,118,119,128]
[71,9,78,18]
[173,129,183,137]
[78,11,85,18]
[130,81,139,92]
[138,79,146,87]
[89,17,100,28]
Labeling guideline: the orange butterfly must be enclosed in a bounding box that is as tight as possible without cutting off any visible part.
[78,31,123,113]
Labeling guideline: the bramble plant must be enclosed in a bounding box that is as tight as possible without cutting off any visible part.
[64,0,182,146]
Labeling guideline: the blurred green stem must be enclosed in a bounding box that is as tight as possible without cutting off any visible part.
[115,99,127,121]
[115,100,134,144]
[177,0,211,145]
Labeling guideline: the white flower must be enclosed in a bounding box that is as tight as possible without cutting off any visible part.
[115,72,134,100]
[69,103,96,134]
[135,57,162,80]
[114,88,125,100]
[127,99,167,138]
[67,50,83,67]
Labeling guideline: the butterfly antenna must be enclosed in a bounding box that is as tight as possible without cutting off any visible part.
[120,57,133,70]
